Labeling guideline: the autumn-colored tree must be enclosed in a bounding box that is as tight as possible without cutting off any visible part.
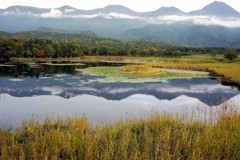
[37,50,45,57]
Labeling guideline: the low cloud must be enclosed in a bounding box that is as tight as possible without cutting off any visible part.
[64,9,75,13]
[39,10,141,19]
[1,9,240,27]
[62,13,100,19]
[151,15,240,28]
[40,8,63,18]
[155,83,235,94]
[104,12,141,20]
[1,11,37,17]
[41,87,64,95]
[193,16,240,28]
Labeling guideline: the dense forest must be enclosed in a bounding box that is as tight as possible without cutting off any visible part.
[0,31,239,59]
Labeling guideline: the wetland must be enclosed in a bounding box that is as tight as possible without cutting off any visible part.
[0,57,239,127]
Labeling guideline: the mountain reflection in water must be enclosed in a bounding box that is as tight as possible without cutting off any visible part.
[0,63,239,126]
[0,93,240,127]
[0,73,238,105]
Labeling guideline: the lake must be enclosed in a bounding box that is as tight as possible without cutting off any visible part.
[0,62,239,127]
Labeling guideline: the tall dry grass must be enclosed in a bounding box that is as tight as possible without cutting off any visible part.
[151,62,240,85]
[1,107,240,159]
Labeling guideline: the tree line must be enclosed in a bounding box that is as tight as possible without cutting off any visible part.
[0,37,239,60]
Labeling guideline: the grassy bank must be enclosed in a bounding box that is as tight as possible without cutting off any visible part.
[10,56,149,64]
[11,55,240,85]
[151,62,240,86]
[80,55,240,85]
[1,109,240,159]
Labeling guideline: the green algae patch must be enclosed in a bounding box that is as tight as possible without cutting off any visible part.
[77,65,209,82]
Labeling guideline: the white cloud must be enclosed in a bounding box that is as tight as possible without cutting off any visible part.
[104,12,141,19]
[1,11,37,16]
[107,88,136,94]
[154,83,238,94]
[149,15,240,28]
[72,13,101,19]
[40,8,63,18]
[41,87,64,95]
[193,16,240,28]
[8,79,24,82]
[1,8,240,28]
[38,10,142,19]
[64,9,75,13]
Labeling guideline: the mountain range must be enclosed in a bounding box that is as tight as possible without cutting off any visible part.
[0,1,240,48]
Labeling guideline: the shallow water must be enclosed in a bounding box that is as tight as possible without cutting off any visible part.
[0,63,239,126]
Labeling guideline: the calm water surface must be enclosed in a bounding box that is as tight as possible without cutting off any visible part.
[0,63,239,126]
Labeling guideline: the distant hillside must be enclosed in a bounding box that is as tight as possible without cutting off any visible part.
[34,27,99,37]
[0,30,172,50]
[142,7,185,17]
[188,1,240,17]
[0,31,239,60]
[0,30,100,41]
[36,27,65,32]
[0,31,185,59]
[0,1,240,48]
[120,23,240,48]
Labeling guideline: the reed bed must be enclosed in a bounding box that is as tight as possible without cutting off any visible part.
[1,107,240,160]
[151,62,240,85]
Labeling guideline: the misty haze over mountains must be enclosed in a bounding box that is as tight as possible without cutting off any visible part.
[0,1,240,47]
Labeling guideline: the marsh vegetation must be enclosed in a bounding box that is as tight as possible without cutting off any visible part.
[1,35,240,159]
[79,65,209,82]
[1,106,240,159]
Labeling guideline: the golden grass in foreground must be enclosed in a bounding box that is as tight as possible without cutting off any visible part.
[1,109,240,159]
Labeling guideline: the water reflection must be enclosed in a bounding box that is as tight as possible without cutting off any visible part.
[0,64,79,78]
[0,63,239,126]
[0,93,239,127]
[0,62,124,78]
[0,73,238,105]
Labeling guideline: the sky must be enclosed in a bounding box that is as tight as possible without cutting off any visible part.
[0,0,240,13]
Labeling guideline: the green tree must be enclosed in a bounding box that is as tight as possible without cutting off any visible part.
[44,44,55,58]
[224,50,238,61]
[31,47,39,58]
[53,43,62,57]
[25,49,32,58]
[16,45,25,57]
[68,41,81,57]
